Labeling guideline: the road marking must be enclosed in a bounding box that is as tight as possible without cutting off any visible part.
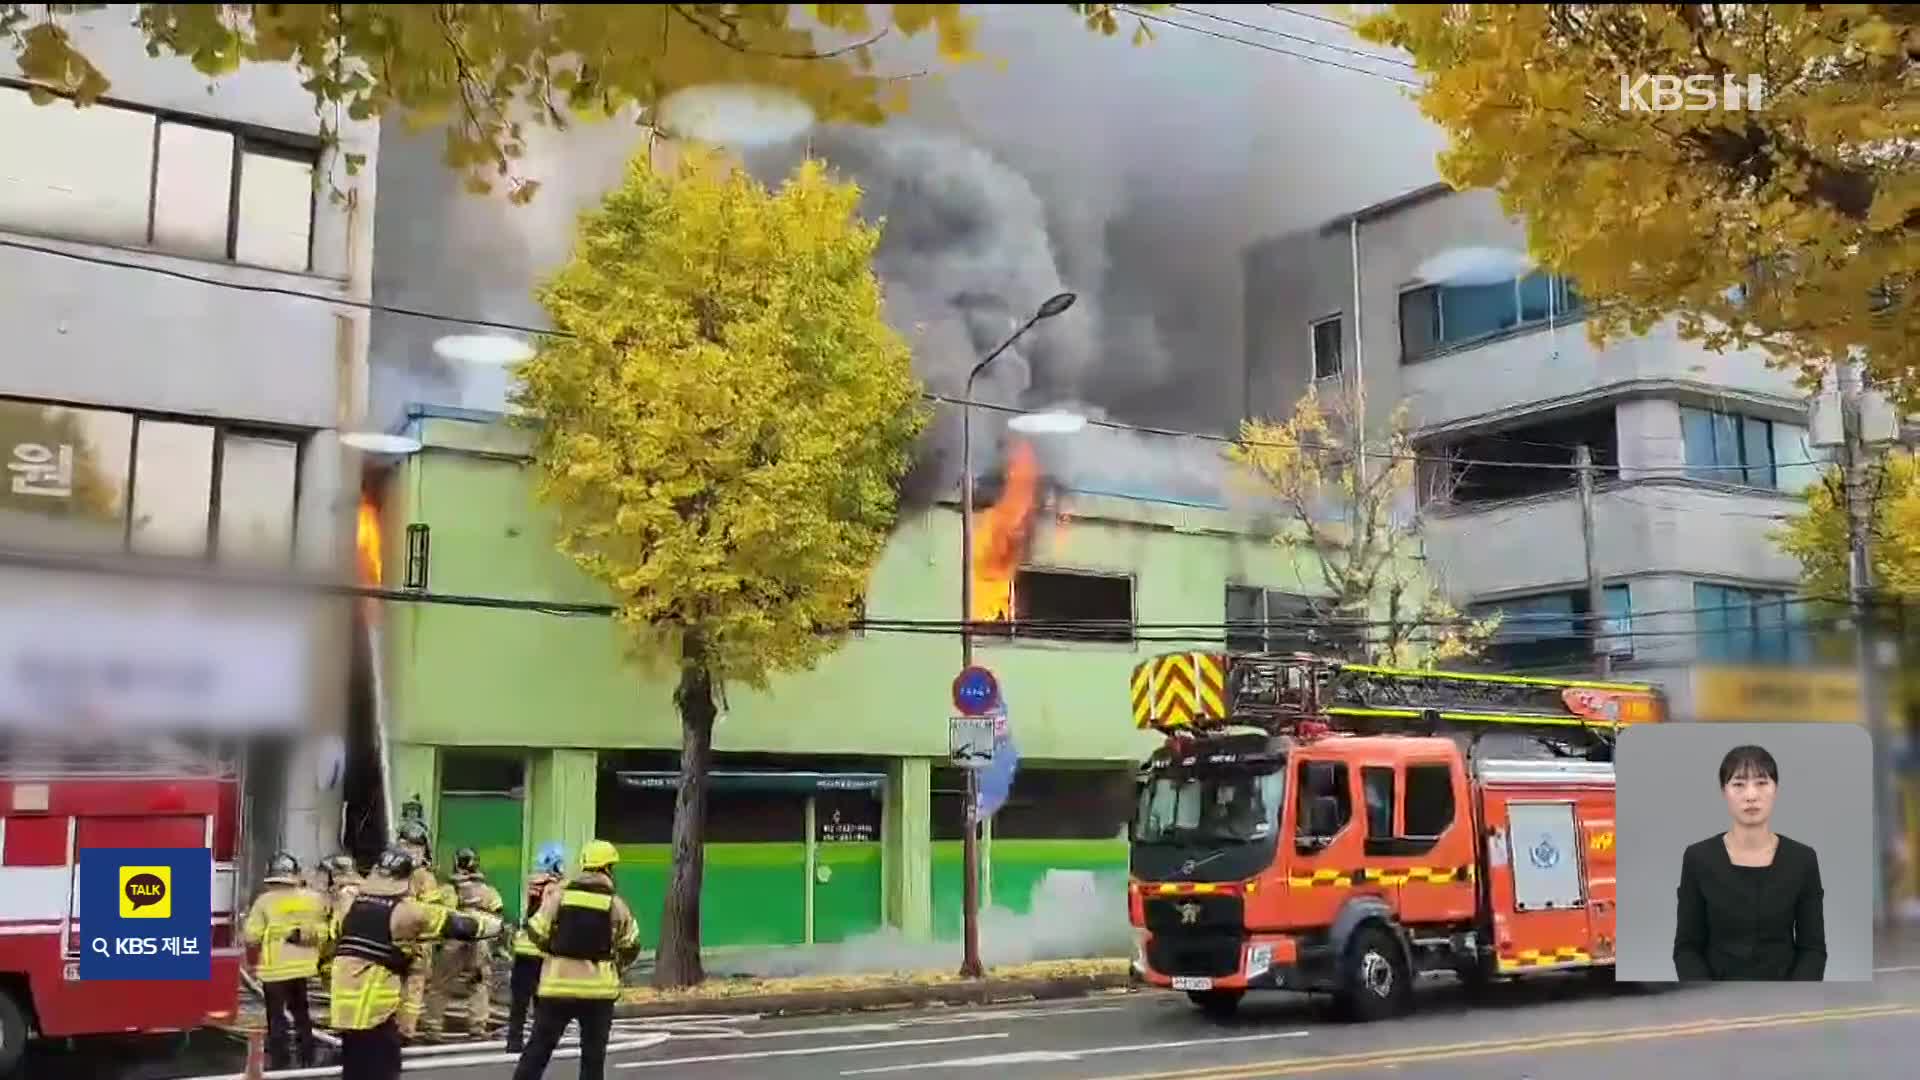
[838,1031,1312,1075]
[722,1004,1131,1040]
[1092,1002,1920,1080]
[614,1032,1009,1069]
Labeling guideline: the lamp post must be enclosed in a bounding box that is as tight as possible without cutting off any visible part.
[956,291,1075,978]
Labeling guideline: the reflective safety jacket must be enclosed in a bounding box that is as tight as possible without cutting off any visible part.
[523,871,640,999]
[242,880,331,983]
[512,872,561,958]
[327,875,501,1031]
[451,870,504,916]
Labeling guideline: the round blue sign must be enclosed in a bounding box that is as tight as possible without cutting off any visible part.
[952,665,1001,717]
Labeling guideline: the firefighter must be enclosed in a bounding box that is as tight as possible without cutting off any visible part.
[324,853,364,914]
[421,847,505,1040]
[394,818,451,1040]
[329,846,502,1080]
[505,843,565,1054]
[510,839,640,1080]
[242,851,331,1071]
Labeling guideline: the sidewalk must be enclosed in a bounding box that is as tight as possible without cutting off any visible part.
[614,958,1133,1018]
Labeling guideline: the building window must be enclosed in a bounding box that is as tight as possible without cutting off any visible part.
[1310,315,1342,380]
[1695,583,1805,664]
[1680,407,1816,490]
[1010,568,1133,643]
[0,397,299,561]
[1225,585,1362,657]
[1468,585,1632,669]
[1431,408,1617,506]
[0,85,317,272]
[1399,272,1581,362]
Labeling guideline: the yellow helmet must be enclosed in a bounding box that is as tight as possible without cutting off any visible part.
[578,839,619,870]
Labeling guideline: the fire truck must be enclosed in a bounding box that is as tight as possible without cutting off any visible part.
[0,741,244,1074]
[1125,650,1666,1021]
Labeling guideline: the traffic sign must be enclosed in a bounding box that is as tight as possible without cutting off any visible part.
[952,665,1001,717]
[949,716,996,768]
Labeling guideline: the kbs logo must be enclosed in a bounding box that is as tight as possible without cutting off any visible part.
[118,865,172,919]
[1619,73,1765,112]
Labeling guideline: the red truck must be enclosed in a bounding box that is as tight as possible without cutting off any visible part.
[1126,651,1665,1020]
[0,743,244,1075]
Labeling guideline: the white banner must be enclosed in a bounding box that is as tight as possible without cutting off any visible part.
[0,604,309,733]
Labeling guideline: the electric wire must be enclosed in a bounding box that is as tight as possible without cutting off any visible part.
[1118,6,1420,87]
[0,236,1838,478]
[1165,4,1416,69]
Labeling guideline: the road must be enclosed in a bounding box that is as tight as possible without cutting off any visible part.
[147,958,1920,1080]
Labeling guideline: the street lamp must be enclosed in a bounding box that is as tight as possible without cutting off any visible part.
[957,290,1076,979]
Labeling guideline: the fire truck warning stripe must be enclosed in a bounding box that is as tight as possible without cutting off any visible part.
[1338,662,1657,693]
[1193,653,1226,718]
[1285,866,1476,888]
[1498,947,1594,970]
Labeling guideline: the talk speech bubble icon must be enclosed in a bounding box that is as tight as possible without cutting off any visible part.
[119,866,171,919]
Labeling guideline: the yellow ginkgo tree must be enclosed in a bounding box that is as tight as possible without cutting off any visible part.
[1357,5,1920,402]
[3,3,1157,201]
[515,150,926,987]
[1230,388,1498,668]
[1775,450,1920,603]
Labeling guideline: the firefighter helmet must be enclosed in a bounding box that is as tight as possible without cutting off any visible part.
[535,843,565,876]
[374,846,416,880]
[266,851,301,880]
[454,847,480,873]
[325,853,357,878]
[579,839,619,870]
[397,819,431,847]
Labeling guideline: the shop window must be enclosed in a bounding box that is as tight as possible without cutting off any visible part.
[991,768,1136,840]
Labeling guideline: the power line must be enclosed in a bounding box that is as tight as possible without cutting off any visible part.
[1167,4,1415,69]
[0,236,1833,477]
[1118,7,1420,87]
[1264,4,1355,30]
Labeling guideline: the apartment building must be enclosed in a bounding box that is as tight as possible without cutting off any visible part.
[0,17,379,874]
[1245,184,1821,714]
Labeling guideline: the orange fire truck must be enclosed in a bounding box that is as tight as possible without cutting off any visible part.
[1125,650,1665,1021]
[0,742,243,1075]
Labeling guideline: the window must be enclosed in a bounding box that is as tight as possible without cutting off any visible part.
[1402,764,1456,838]
[1010,568,1133,643]
[0,85,316,272]
[1433,408,1617,506]
[1680,407,1817,491]
[0,399,132,553]
[1399,271,1581,361]
[1225,585,1362,657]
[1310,315,1343,380]
[1695,583,1806,664]
[1469,585,1632,668]
[1361,766,1395,838]
[1133,772,1282,846]
[1293,760,1351,852]
[0,398,299,561]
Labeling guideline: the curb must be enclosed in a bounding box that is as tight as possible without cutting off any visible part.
[613,971,1135,1019]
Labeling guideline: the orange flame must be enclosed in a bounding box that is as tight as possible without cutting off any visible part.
[356,497,382,586]
[972,440,1040,624]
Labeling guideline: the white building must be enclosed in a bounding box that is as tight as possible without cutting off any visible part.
[0,16,379,875]
[1244,185,1822,714]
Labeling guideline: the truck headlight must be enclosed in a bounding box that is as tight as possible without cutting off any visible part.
[1245,942,1275,978]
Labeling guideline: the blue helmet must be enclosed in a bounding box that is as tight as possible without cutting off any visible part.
[535,843,565,875]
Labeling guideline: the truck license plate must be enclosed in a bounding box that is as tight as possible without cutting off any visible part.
[1171,976,1213,991]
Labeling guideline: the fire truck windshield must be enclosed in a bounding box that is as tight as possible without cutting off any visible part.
[1133,770,1283,846]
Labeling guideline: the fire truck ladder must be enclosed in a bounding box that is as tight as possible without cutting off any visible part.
[1135,651,1664,752]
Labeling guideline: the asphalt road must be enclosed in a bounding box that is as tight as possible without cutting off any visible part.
[130,954,1920,1080]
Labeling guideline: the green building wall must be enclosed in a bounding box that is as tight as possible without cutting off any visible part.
[378,409,1331,950]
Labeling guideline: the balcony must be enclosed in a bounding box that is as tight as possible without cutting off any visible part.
[1402,319,1807,433]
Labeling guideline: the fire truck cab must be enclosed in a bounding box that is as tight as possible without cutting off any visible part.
[1126,651,1664,1021]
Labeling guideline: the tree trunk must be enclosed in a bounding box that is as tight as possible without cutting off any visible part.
[653,645,717,989]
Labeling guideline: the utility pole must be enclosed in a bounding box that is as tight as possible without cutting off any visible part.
[1575,444,1612,679]
[1812,361,1900,926]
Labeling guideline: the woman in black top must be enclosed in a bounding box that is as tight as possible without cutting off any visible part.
[1672,744,1826,981]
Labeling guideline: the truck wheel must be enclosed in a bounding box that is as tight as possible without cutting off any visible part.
[1186,989,1244,1018]
[0,989,27,1076]
[1337,926,1411,1023]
